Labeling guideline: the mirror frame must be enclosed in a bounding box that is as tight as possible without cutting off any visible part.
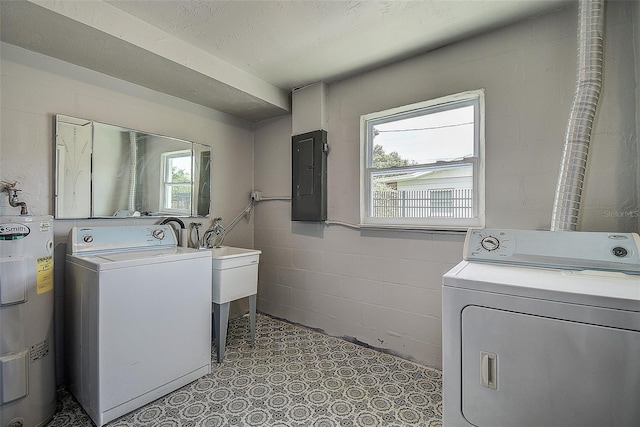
[54,114,211,219]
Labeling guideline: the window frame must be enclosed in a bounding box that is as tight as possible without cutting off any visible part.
[160,149,193,215]
[359,89,485,230]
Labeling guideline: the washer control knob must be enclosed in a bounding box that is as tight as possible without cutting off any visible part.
[83,235,94,243]
[480,236,500,251]
[152,228,165,240]
[612,246,628,258]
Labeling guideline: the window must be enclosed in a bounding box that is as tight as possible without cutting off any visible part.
[161,150,192,214]
[360,90,484,230]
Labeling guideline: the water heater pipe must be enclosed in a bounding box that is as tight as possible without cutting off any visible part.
[550,0,604,231]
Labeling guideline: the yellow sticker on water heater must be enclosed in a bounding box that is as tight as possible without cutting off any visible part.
[36,255,53,294]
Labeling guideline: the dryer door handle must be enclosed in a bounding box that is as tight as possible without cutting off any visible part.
[481,351,498,390]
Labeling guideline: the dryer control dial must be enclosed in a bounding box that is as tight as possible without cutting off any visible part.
[466,230,516,260]
[480,236,500,251]
[151,228,165,240]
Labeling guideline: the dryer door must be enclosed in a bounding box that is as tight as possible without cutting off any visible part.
[461,305,640,427]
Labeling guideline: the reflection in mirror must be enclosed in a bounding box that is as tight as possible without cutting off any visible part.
[55,116,92,218]
[54,114,211,219]
[195,144,211,217]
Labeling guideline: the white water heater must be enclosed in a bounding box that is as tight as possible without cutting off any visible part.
[0,216,56,427]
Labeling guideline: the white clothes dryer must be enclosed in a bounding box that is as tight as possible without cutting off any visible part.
[443,229,640,427]
[66,225,212,427]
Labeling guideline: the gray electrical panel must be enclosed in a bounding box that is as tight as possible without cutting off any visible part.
[292,130,327,221]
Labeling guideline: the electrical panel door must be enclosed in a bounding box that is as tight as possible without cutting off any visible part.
[292,130,327,221]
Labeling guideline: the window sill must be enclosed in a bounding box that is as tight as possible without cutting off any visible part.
[357,223,471,234]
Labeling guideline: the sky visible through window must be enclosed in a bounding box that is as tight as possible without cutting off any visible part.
[372,105,474,165]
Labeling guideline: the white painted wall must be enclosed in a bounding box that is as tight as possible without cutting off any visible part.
[253,2,639,368]
[1,42,256,382]
[635,0,640,232]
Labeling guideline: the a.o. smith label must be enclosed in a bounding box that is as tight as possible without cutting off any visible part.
[0,223,30,240]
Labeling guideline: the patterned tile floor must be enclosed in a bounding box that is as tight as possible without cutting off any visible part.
[46,314,442,426]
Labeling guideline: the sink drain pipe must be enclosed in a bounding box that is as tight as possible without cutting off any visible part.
[550,0,604,231]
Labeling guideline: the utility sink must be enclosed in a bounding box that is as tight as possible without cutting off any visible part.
[210,246,261,304]
[209,246,261,363]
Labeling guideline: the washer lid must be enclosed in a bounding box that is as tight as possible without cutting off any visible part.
[67,247,212,270]
[443,261,640,312]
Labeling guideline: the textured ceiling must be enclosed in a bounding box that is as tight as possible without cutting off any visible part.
[1,0,572,122]
[106,0,572,91]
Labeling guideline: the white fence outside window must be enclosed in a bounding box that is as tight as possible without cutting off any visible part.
[372,188,473,218]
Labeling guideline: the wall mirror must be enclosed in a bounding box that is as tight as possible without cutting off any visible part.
[54,114,211,219]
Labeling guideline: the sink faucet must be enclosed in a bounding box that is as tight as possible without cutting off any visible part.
[200,200,254,249]
[200,217,226,248]
[212,217,225,235]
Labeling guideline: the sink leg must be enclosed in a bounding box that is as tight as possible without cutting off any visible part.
[211,303,216,340]
[213,302,230,363]
[248,294,256,347]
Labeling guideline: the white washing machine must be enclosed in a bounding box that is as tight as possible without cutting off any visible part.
[443,229,640,427]
[65,225,212,427]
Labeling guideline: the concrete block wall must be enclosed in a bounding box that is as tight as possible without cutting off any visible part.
[253,190,462,367]
[253,2,638,368]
